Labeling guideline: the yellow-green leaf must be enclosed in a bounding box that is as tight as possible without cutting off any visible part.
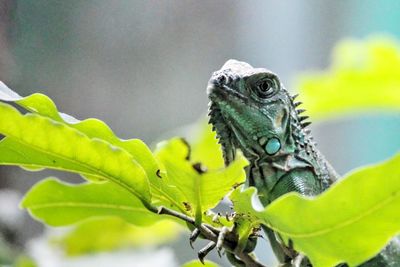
[0,102,150,202]
[155,138,247,224]
[231,153,400,267]
[189,119,224,170]
[182,259,220,267]
[297,36,400,120]
[21,178,159,226]
[13,256,37,267]
[0,82,160,188]
[58,217,182,256]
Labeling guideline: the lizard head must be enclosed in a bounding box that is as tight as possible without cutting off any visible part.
[208,59,304,165]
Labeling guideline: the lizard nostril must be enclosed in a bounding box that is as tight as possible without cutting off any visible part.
[217,74,226,85]
[214,72,233,86]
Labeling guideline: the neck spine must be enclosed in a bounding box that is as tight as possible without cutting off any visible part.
[286,90,339,186]
[287,91,316,156]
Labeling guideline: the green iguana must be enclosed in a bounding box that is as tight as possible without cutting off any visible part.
[207,59,400,267]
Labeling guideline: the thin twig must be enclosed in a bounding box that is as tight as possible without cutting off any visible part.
[235,251,265,267]
[157,206,195,224]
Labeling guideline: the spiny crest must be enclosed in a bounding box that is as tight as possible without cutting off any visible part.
[291,93,312,129]
[208,102,235,165]
[290,92,318,154]
[294,101,302,108]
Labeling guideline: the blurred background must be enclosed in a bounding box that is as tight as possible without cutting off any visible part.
[0,1,400,266]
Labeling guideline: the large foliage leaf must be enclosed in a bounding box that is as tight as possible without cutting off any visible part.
[0,83,244,227]
[0,82,159,191]
[0,82,207,211]
[0,101,151,203]
[231,153,400,267]
[189,119,224,170]
[155,138,247,224]
[297,36,400,120]
[58,217,182,256]
[21,178,159,226]
[13,256,37,267]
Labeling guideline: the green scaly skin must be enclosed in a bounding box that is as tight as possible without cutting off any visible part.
[207,60,400,267]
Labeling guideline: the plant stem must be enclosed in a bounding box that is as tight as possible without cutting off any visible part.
[156,206,267,267]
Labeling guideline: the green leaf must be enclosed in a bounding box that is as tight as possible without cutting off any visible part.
[0,101,151,203]
[181,259,220,267]
[228,188,262,251]
[155,138,247,224]
[0,81,62,120]
[0,138,103,179]
[21,178,159,226]
[0,82,160,187]
[296,36,400,120]
[231,153,400,267]
[13,256,37,267]
[58,217,182,256]
[64,117,160,188]
[189,119,224,170]
[0,235,14,265]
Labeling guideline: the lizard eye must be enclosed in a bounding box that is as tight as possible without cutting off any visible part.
[254,78,278,99]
